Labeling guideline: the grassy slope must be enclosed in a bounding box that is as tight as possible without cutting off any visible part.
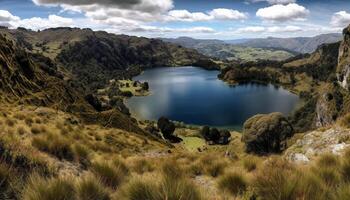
[2,104,350,200]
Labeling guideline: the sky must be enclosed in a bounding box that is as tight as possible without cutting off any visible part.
[0,0,349,39]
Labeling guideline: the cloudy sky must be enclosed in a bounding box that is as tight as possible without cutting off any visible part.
[0,0,350,39]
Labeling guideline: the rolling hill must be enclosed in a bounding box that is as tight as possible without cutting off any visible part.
[237,33,342,54]
[161,37,295,62]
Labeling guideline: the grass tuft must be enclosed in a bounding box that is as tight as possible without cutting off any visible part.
[218,172,247,196]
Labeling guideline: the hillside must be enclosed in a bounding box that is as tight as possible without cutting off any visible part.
[239,33,342,54]
[160,37,295,62]
[1,25,350,200]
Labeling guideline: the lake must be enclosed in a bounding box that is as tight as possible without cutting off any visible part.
[126,67,300,130]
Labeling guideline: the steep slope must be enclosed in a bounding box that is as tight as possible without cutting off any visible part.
[160,36,295,62]
[0,32,146,133]
[240,33,342,54]
[337,26,350,90]
[0,27,218,92]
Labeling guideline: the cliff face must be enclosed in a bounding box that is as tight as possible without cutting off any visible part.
[337,25,350,90]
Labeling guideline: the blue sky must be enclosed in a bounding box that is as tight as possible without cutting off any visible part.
[0,0,349,39]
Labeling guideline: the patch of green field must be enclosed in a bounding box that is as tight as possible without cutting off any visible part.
[179,136,206,151]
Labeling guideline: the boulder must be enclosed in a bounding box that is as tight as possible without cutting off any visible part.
[242,112,294,154]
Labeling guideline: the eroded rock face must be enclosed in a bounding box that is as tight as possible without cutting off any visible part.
[285,127,350,163]
[337,25,350,90]
[242,112,294,154]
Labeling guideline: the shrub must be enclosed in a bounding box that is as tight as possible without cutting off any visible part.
[218,172,247,196]
[91,161,128,189]
[17,126,26,135]
[120,178,159,200]
[334,185,350,200]
[5,119,15,127]
[30,125,46,134]
[0,163,18,199]
[25,118,34,126]
[206,161,227,177]
[32,133,74,160]
[315,166,341,187]
[132,159,154,174]
[341,159,350,182]
[160,172,202,200]
[22,175,76,200]
[72,144,91,166]
[253,158,299,200]
[187,162,204,177]
[296,172,327,200]
[316,153,339,168]
[76,175,110,200]
[157,117,175,138]
[242,156,258,172]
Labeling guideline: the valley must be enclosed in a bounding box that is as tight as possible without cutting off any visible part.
[0,17,350,200]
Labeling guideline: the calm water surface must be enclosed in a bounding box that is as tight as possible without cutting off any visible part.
[126,67,300,130]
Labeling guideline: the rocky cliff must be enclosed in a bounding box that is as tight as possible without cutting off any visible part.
[337,26,350,90]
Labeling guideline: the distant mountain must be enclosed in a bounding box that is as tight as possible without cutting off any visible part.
[160,37,295,62]
[239,33,342,54]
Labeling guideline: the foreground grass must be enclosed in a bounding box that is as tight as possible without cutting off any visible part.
[3,105,350,199]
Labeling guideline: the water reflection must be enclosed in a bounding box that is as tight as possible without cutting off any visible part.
[126,67,300,129]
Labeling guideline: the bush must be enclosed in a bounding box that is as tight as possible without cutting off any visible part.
[32,133,74,160]
[341,159,350,182]
[157,117,175,138]
[315,166,340,187]
[218,172,247,196]
[132,159,154,174]
[91,161,128,189]
[120,178,159,200]
[72,144,91,165]
[206,161,227,177]
[22,175,76,200]
[242,156,258,172]
[160,176,202,200]
[317,153,339,168]
[253,158,299,200]
[76,175,110,200]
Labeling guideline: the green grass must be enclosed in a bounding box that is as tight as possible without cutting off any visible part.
[179,136,206,151]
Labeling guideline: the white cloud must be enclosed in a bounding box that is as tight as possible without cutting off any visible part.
[129,26,215,33]
[33,0,174,14]
[256,3,309,22]
[330,11,350,28]
[167,10,212,22]
[0,10,20,22]
[0,10,74,30]
[250,0,296,5]
[208,8,248,20]
[166,8,247,22]
[236,26,266,33]
[267,25,302,32]
[234,25,302,33]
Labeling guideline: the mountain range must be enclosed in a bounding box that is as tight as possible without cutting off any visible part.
[160,33,343,62]
[228,33,343,54]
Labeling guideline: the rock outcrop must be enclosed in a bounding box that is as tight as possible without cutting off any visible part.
[242,112,294,154]
[285,127,350,164]
[337,25,350,90]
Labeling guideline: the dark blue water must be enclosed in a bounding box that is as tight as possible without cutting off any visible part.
[126,67,299,129]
